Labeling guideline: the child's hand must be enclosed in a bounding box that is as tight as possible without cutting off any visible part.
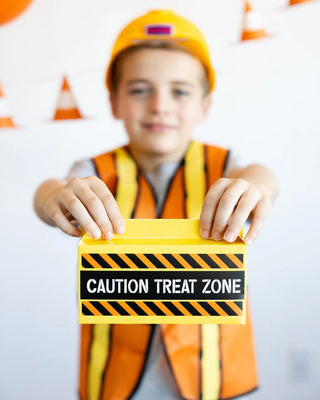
[199,177,273,245]
[42,176,125,239]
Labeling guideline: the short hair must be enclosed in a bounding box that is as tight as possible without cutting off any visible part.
[109,41,210,96]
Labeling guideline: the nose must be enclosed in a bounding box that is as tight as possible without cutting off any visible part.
[149,89,170,115]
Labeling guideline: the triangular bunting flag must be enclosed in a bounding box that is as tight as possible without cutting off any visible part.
[0,84,15,128]
[289,0,315,5]
[241,1,268,41]
[53,76,82,120]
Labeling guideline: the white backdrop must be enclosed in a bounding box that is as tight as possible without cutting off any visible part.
[1,0,320,399]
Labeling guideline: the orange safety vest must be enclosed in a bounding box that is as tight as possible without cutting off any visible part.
[79,141,258,400]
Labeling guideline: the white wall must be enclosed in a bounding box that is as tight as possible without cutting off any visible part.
[1,0,320,399]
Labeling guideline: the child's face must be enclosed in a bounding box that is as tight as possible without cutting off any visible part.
[110,48,211,168]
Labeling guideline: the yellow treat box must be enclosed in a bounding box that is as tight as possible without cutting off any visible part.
[78,219,246,324]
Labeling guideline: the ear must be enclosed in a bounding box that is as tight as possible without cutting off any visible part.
[109,92,121,119]
[198,93,212,122]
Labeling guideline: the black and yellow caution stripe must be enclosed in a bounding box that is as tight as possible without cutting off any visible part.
[81,253,244,270]
[82,300,243,317]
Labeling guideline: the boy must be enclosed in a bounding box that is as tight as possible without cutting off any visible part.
[34,9,277,400]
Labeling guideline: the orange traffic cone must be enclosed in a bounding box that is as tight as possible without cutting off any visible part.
[241,1,268,41]
[0,84,15,128]
[53,76,82,120]
[289,0,314,5]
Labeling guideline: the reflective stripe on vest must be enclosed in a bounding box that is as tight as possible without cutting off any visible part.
[201,324,221,399]
[79,142,258,400]
[114,147,138,219]
[88,325,111,400]
[184,141,206,219]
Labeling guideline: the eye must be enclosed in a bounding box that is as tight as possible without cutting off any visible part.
[128,87,150,96]
[173,88,190,97]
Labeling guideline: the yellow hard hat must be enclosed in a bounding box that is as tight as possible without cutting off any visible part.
[105,9,215,92]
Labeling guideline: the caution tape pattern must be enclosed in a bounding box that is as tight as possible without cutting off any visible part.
[81,253,244,270]
[81,300,244,317]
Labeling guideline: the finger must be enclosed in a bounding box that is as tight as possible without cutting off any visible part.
[89,178,125,235]
[60,191,102,239]
[223,190,259,242]
[245,196,272,245]
[46,202,81,237]
[199,179,229,239]
[211,180,248,240]
[73,186,113,240]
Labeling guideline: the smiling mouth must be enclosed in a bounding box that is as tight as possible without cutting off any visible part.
[143,123,177,132]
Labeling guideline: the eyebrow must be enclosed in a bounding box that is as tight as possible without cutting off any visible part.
[126,79,150,86]
[126,79,195,87]
[170,81,194,87]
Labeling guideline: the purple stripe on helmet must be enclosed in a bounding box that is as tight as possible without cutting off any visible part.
[145,24,174,36]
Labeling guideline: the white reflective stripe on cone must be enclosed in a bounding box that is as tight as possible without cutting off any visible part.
[243,10,264,31]
[0,98,11,117]
[56,90,77,110]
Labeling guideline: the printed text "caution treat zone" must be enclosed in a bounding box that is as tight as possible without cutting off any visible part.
[80,271,245,301]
